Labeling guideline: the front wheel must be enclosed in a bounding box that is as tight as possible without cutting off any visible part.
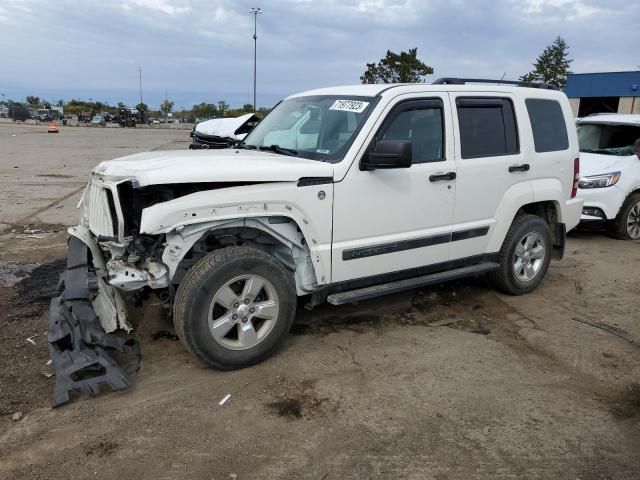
[173,246,297,370]
[490,214,552,295]
[610,192,640,240]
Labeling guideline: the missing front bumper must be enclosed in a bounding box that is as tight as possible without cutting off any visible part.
[47,235,140,407]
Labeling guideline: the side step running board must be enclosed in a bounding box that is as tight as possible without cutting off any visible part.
[327,262,500,305]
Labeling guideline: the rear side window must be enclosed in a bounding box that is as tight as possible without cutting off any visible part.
[457,97,519,159]
[526,99,569,152]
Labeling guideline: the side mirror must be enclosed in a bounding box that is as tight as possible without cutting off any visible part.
[361,140,413,170]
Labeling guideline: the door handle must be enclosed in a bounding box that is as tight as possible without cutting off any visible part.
[429,172,456,182]
[508,164,530,172]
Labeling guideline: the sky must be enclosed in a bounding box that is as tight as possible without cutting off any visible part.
[0,0,638,109]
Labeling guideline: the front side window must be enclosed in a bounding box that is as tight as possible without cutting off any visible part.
[379,102,444,163]
[241,95,378,162]
[526,99,569,152]
[457,97,519,159]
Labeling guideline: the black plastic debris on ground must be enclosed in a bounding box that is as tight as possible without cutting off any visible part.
[47,236,140,407]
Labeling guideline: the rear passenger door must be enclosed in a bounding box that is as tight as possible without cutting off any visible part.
[448,94,532,259]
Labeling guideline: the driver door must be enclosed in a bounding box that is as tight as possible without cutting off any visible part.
[331,95,456,282]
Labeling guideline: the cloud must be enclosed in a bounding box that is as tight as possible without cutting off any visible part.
[128,0,191,15]
[0,0,637,108]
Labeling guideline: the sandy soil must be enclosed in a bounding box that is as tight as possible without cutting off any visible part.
[0,123,639,479]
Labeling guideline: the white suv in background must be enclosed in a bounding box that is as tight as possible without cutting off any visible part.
[577,114,640,239]
[48,78,582,405]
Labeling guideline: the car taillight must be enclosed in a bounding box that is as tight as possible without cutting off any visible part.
[571,157,579,198]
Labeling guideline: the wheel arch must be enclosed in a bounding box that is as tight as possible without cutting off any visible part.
[517,200,565,259]
[488,181,565,259]
[162,216,326,296]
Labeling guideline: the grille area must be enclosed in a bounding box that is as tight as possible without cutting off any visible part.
[86,182,117,238]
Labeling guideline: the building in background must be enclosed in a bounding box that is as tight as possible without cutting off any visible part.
[565,71,640,117]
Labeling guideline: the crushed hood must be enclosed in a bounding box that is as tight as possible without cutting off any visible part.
[579,152,636,177]
[195,113,259,138]
[94,149,334,186]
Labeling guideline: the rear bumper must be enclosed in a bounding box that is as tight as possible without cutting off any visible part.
[47,234,139,407]
[563,197,584,232]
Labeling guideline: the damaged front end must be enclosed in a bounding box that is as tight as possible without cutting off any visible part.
[48,231,141,407]
[47,176,171,406]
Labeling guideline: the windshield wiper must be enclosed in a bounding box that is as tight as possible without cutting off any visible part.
[236,143,258,150]
[258,144,298,156]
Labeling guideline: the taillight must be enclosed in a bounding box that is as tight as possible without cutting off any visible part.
[571,157,580,198]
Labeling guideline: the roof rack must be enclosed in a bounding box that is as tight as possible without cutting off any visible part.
[432,78,558,90]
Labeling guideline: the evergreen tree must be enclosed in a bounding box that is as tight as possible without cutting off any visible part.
[361,48,433,84]
[521,36,573,89]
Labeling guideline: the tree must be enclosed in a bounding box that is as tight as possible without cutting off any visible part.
[360,48,433,84]
[192,102,216,120]
[117,102,126,108]
[242,103,254,113]
[160,99,174,117]
[135,102,148,112]
[26,96,40,107]
[56,99,65,107]
[217,100,229,116]
[520,36,573,89]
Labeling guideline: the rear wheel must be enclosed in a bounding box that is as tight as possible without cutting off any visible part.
[610,192,640,240]
[490,214,552,295]
[173,246,296,370]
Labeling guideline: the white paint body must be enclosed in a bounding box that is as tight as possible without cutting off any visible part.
[576,115,640,221]
[79,83,583,309]
[194,113,257,139]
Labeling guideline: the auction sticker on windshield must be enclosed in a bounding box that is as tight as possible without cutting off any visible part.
[329,99,369,113]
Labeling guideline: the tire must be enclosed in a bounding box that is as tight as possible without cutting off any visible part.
[173,246,296,370]
[490,214,553,295]
[609,192,640,240]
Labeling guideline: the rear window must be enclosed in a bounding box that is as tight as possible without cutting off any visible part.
[457,98,519,159]
[526,99,569,152]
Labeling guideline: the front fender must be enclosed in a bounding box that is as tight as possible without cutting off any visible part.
[140,182,334,286]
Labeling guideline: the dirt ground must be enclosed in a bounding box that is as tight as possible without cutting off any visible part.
[0,122,639,479]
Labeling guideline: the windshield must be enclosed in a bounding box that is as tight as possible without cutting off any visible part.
[241,95,378,162]
[577,122,640,156]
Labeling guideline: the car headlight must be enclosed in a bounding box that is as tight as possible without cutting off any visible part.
[578,172,621,189]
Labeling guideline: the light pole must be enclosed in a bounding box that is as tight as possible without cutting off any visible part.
[138,67,143,106]
[250,7,262,112]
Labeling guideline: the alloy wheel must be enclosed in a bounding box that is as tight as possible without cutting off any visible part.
[513,232,546,282]
[207,274,279,351]
[626,201,640,239]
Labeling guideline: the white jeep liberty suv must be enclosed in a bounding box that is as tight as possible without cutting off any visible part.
[48,78,583,405]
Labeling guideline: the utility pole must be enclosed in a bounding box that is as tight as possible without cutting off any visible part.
[138,67,143,106]
[250,7,262,112]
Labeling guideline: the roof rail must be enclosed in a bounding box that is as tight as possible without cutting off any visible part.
[432,78,558,90]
